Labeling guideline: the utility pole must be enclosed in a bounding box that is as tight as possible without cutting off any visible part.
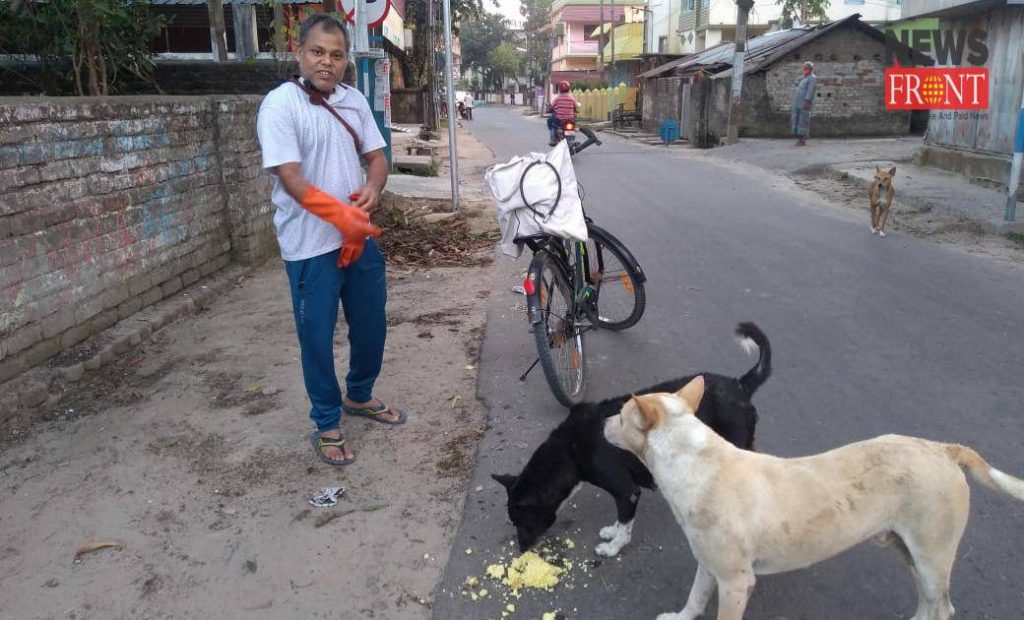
[442,0,460,211]
[426,0,437,130]
[725,0,753,145]
[599,0,605,78]
[1006,74,1024,221]
[608,0,616,117]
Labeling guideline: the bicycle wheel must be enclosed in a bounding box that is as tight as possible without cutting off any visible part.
[582,224,647,331]
[528,249,587,407]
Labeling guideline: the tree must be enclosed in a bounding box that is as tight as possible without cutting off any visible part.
[461,12,511,73]
[520,0,552,86]
[488,41,522,89]
[0,0,165,95]
[404,0,482,88]
[776,0,830,28]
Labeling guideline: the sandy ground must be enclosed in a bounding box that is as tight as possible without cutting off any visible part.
[0,130,499,620]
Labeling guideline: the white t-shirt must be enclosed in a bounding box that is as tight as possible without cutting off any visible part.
[257,81,387,262]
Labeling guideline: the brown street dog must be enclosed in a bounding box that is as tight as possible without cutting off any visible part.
[870,165,896,237]
[604,377,1024,620]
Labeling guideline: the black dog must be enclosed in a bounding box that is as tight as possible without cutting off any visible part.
[492,323,771,556]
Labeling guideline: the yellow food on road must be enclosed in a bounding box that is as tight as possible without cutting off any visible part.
[502,551,563,595]
[486,563,506,579]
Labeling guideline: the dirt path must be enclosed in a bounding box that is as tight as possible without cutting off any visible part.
[0,131,499,620]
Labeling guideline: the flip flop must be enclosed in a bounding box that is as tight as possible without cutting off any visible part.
[310,431,356,467]
[342,401,408,426]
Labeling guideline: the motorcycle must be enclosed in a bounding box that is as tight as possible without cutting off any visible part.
[553,118,601,156]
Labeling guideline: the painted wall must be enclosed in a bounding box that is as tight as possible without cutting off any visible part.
[0,96,276,385]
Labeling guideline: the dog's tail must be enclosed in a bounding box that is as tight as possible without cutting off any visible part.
[736,322,771,398]
[946,444,1024,502]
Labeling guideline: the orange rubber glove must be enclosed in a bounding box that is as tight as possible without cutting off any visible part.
[300,186,381,267]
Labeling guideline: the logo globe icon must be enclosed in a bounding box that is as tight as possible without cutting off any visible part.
[921,74,944,105]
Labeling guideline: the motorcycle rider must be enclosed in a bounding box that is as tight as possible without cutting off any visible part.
[547,81,578,146]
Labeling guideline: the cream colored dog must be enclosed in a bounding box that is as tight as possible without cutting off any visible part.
[603,377,1024,620]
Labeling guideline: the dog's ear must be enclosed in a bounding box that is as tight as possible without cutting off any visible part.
[888,166,896,177]
[631,395,659,431]
[491,474,518,490]
[675,376,706,413]
[875,164,881,172]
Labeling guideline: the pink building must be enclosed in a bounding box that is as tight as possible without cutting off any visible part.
[548,0,643,92]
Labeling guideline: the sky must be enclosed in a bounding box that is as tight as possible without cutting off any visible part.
[485,0,525,26]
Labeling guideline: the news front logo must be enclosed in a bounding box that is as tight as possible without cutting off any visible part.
[883,29,990,111]
[885,64,988,110]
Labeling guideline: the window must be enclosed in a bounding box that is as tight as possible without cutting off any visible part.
[684,0,695,10]
[658,36,667,53]
[844,0,865,4]
[583,24,601,41]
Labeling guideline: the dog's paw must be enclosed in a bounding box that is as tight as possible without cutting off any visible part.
[595,541,621,557]
[598,525,617,541]
[871,227,878,234]
[879,230,886,237]
[655,613,686,620]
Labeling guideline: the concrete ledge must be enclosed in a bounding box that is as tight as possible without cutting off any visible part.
[0,263,251,425]
[917,144,1014,188]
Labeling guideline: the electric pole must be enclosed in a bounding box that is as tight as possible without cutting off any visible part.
[725,0,753,145]
[599,0,605,79]
[442,0,460,211]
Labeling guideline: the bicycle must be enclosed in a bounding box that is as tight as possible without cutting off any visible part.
[513,169,646,406]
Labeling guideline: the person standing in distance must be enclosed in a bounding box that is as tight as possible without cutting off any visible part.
[257,13,409,467]
[791,61,817,147]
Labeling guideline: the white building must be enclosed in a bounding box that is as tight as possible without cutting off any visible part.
[647,0,904,55]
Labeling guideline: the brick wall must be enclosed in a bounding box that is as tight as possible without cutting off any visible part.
[0,60,298,97]
[745,26,911,137]
[692,24,912,141]
[642,76,685,133]
[0,96,276,385]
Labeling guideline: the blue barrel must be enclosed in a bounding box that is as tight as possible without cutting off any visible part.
[659,119,679,144]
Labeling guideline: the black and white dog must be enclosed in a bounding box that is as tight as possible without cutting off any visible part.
[492,323,771,556]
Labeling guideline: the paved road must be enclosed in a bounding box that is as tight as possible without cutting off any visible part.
[432,106,1024,620]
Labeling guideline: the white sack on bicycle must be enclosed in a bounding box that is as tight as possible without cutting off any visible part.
[485,141,588,258]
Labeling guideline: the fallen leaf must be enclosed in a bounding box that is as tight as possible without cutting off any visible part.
[74,541,121,559]
[450,394,462,409]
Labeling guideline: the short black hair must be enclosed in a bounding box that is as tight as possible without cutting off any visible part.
[298,13,350,49]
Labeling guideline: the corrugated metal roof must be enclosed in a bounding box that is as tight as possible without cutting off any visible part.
[639,14,924,80]
[638,26,809,79]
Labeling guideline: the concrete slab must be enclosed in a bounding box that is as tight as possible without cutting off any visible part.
[385,174,452,201]
[393,154,435,174]
[828,161,1024,234]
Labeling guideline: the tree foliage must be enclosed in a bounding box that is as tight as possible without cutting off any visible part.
[776,0,830,27]
[488,40,522,86]
[404,0,482,87]
[461,12,511,72]
[0,0,165,95]
[519,0,552,86]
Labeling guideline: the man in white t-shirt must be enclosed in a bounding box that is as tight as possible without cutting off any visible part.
[257,13,408,468]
